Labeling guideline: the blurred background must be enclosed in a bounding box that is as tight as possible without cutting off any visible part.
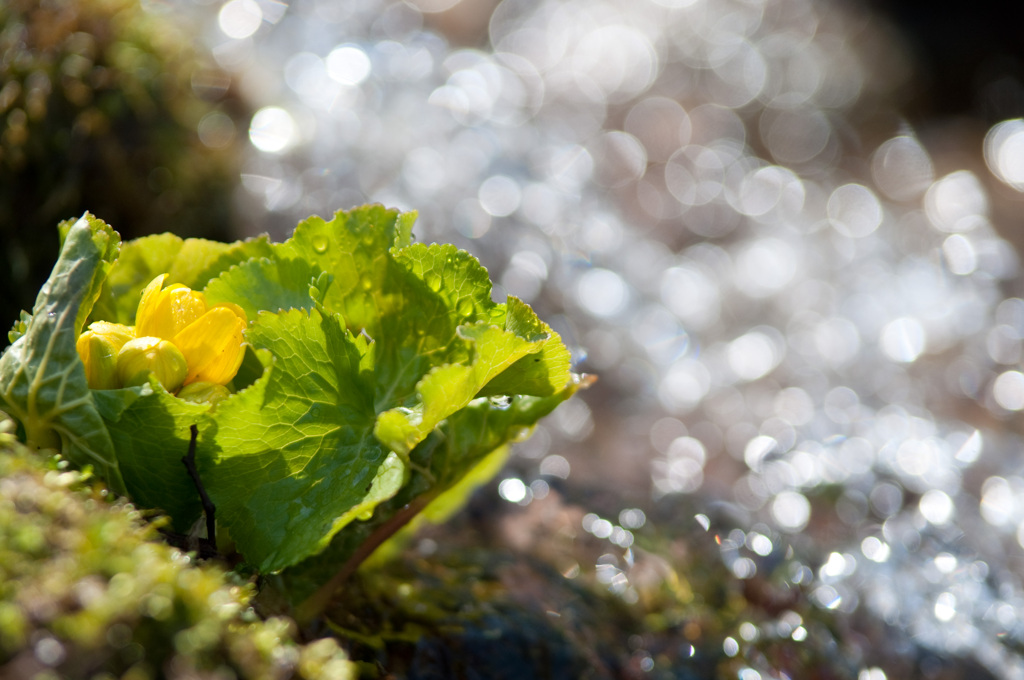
[6,0,1024,677]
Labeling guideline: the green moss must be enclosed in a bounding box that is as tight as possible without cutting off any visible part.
[0,415,355,680]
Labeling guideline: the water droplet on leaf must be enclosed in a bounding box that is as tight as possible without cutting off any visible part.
[426,273,442,291]
[490,395,512,410]
[457,298,474,317]
[312,235,328,253]
[510,426,532,442]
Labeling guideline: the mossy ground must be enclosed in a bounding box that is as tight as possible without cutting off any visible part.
[0,416,354,680]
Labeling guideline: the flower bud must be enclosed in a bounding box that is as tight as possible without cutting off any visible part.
[117,336,188,391]
[76,322,135,389]
[176,381,231,407]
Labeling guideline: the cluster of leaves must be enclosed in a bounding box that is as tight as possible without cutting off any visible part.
[0,414,355,680]
[0,206,583,596]
[0,0,242,328]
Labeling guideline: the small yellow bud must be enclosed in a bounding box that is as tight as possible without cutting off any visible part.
[116,336,189,391]
[77,333,120,389]
[176,381,231,407]
[76,322,135,389]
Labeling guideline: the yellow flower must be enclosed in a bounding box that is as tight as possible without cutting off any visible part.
[76,274,248,392]
[135,274,248,387]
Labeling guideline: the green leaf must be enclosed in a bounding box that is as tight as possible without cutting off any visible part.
[7,310,31,345]
[0,214,125,491]
[393,210,417,250]
[202,257,320,321]
[98,379,212,531]
[273,209,560,442]
[476,297,573,397]
[200,308,400,572]
[92,233,273,324]
[367,387,583,565]
[57,216,77,248]
[272,210,488,381]
[375,243,503,389]
[92,384,150,422]
[329,451,406,527]
[373,323,543,455]
[427,388,581,491]
[392,242,497,326]
[283,384,584,605]
[200,206,584,572]
[272,206,413,339]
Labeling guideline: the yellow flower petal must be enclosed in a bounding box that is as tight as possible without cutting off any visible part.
[135,274,168,333]
[211,301,248,324]
[136,274,208,340]
[173,307,247,386]
[85,321,136,346]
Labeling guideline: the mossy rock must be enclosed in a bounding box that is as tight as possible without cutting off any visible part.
[0,415,355,680]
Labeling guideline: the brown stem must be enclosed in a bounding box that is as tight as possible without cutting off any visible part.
[181,423,217,557]
[294,494,434,628]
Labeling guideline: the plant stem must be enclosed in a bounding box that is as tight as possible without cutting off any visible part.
[294,494,434,628]
[181,423,217,556]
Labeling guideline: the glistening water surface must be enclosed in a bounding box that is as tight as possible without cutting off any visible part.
[172,0,1024,675]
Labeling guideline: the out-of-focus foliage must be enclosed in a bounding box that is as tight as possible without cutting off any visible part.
[0,0,242,332]
[0,413,355,680]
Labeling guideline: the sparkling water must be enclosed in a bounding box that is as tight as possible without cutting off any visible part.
[175,0,1024,674]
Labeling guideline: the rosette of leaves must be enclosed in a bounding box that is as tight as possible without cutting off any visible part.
[0,206,585,596]
[0,0,242,332]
